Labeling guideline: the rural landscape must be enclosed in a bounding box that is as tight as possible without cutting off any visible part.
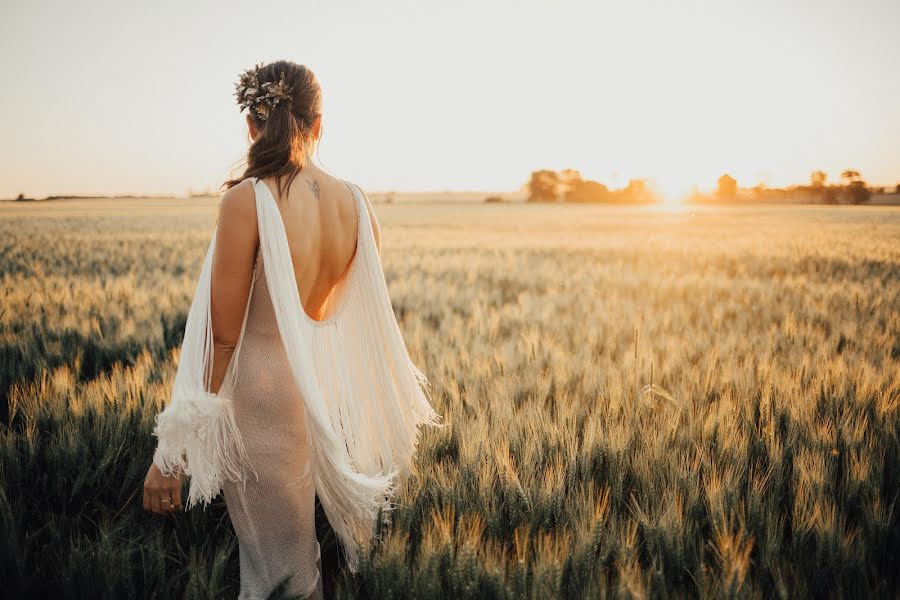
[3,0,899,597]
[1,195,898,597]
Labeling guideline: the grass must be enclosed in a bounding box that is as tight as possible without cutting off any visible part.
[1,198,899,598]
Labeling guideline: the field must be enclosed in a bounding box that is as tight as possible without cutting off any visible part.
[1,197,899,599]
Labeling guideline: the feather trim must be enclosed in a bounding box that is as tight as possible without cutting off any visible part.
[151,228,255,508]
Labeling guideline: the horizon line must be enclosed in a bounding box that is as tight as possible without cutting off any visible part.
[8,180,900,201]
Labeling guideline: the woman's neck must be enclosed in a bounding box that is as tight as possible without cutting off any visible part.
[300,142,318,168]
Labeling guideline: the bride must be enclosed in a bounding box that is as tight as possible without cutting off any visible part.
[141,60,442,599]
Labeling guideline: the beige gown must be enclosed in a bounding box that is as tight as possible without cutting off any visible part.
[152,177,442,600]
[219,245,323,599]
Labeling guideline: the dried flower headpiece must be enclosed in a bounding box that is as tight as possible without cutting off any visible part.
[234,63,294,121]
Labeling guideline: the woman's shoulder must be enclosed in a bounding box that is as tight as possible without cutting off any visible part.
[217,178,258,226]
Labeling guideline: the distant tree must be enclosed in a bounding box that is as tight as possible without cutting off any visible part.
[527,170,561,202]
[751,182,767,201]
[840,169,870,204]
[483,195,504,204]
[821,187,838,204]
[808,171,832,203]
[558,169,583,199]
[621,179,657,204]
[845,181,871,204]
[845,181,870,204]
[840,170,861,184]
[565,179,609,203]
[716,174,738,201]
[895,183,900,194]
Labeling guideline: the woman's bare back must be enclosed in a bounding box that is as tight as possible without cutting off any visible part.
[260,171,362,322]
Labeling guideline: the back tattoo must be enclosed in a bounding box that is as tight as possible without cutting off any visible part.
[306,179,320,201]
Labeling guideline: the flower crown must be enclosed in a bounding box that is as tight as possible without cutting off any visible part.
[234,63,293,121]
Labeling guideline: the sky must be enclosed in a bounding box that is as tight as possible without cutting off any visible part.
[0,0,898,199]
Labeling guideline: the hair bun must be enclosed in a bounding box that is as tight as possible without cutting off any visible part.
[234,63,294,121]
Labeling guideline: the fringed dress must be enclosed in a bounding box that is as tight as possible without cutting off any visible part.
[152,177,443,599]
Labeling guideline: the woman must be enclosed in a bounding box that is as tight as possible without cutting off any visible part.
[142,61,442,599]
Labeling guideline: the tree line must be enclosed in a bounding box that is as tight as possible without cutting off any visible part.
[527,170,658,204]
[527,169,897,205]
[689,170,889,205]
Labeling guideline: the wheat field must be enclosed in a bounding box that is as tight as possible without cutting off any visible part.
[1,198,898,599]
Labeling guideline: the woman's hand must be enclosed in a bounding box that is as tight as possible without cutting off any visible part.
[143,462,184,515]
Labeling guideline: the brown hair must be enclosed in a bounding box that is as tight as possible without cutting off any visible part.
[223,61,322,198]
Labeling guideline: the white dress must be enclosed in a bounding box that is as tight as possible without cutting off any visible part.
[151,177,443,599]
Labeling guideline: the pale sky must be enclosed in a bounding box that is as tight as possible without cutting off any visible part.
[1,0,898,198]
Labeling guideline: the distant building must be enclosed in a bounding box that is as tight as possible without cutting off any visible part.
[716,174,738,201]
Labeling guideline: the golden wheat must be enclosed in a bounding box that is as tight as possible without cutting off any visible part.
[1,198,898,598]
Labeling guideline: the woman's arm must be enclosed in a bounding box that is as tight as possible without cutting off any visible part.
[208,179,260,393]
[144,179,258,516]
